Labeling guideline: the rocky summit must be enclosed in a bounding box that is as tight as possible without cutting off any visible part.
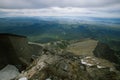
[0,34,120,80]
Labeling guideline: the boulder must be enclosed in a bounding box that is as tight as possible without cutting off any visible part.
[0,65,20,80]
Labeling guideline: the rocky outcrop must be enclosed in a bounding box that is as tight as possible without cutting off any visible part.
[14,52,120,80]
[93,42,120,65]
[0,65,20,80]
[0,33,34,69]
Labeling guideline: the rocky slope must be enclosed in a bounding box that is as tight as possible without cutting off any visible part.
[14,39,120,80]
[15,53,120,80]
[93,42,120,64]
[0,34,120,80]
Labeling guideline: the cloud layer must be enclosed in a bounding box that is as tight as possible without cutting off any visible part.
[0,0,120,9]
[0,0,120,18]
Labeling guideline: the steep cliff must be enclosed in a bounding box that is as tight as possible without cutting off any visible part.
[0,33,33,69]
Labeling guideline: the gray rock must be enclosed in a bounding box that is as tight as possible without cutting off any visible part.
[0,65,20,80]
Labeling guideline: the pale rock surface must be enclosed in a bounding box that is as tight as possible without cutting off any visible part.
[0,65,20,80]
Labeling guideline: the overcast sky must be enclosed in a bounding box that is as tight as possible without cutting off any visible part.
[0,0,120,18]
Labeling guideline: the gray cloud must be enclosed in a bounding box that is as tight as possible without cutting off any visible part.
[0,7,120,18]
[0,0,120,9]
[0,0,120,18]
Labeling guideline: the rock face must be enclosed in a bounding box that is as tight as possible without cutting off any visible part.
[93,42,120,64]
[0,33,33,69]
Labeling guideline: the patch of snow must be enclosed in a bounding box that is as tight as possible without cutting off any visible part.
[19,77,28,80]
[0,65,20,80]
[86,63,94,66]
[81,59,87,64]
[81,59,94,66]
[46,78,51,80]
[97,65,106,69]
[85,56,91,59]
